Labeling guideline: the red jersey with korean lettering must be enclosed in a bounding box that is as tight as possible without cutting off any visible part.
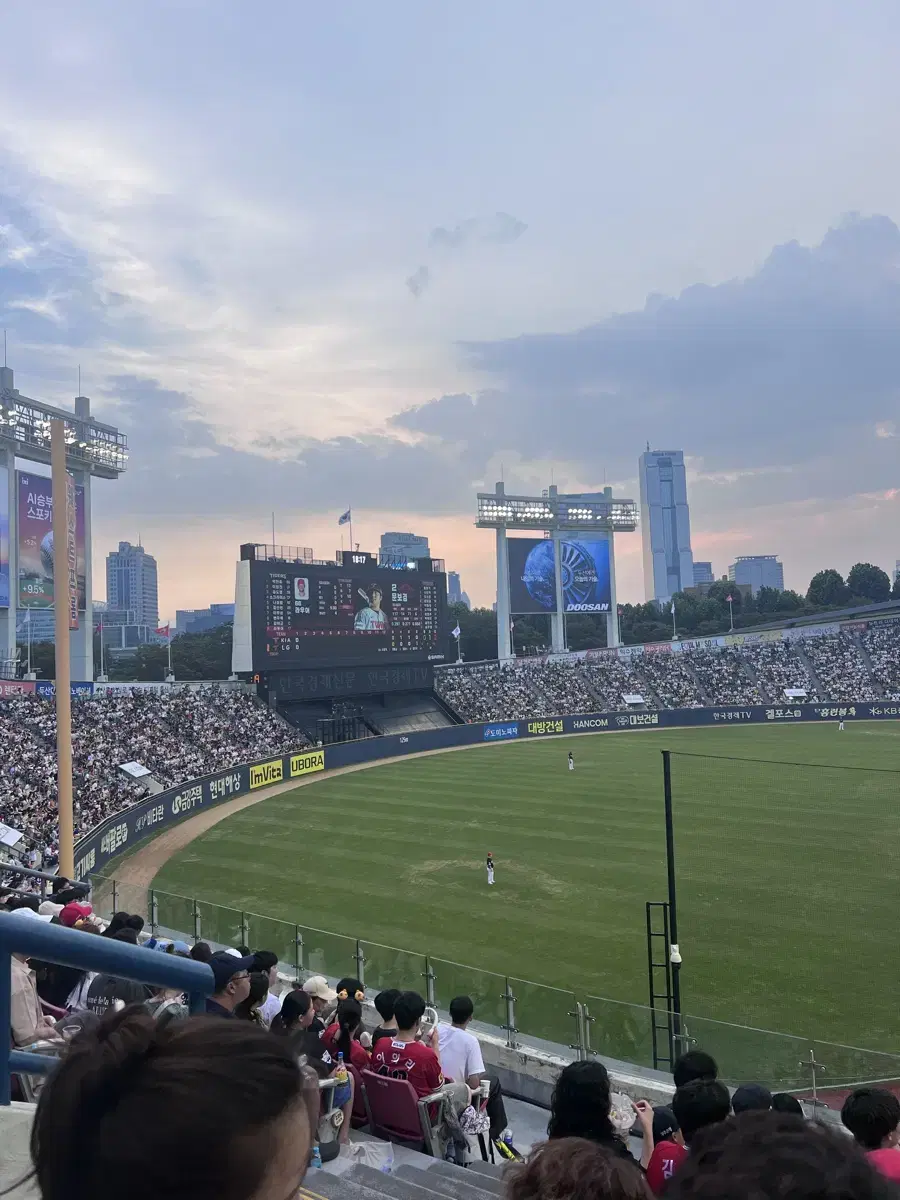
[646,1141,688,1194]
[321,1024,371,1071]
[371,1036,444,1098]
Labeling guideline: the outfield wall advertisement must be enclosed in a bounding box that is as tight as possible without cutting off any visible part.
[74,698,900,882]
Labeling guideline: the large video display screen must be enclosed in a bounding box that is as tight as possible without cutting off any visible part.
[508,536,611,614]
[250,560,449,669]
[17,471,87,610]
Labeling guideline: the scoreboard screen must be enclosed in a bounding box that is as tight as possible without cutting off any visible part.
[250,559,449,669]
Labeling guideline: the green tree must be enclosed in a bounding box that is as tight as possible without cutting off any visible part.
[449,604,497,662]
[846,562,892,604]
[776,589,804,612]
[893,574,900,600]
[15,640,56,678]
[806,569,847,607]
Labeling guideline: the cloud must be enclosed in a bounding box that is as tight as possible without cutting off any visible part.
[875,421,896,438]
[406,264,430,298]
[395,214,900,487]
[429,212,528,251]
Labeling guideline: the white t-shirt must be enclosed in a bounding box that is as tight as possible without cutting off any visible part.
[259,990,283,1028]
[438,1023,485,1084]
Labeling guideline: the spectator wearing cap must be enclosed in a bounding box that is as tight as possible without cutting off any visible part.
[59,901,93,928]
[302,975,337,1034]
[841,1087,900,1181]
[732,1084,773,1115]
[85,929,153,1018]
[646,1106,687,1195]
[206,951,254,1017]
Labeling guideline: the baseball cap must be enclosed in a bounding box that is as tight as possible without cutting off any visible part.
[209,950,255,991]
[38,900,64,917]
[652,1106,680,1142]
[59,902,93,927]
[732,1083,773,1114]
[303,975,337,1003]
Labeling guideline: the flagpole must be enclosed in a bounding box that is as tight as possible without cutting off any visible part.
[348,507,353,553]
[99,615,105,679]
[671,602,677,641]
[167,629,173,679]
[26,609,31,677]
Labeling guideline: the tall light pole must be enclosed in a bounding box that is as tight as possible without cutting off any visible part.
[51,419,75,878]
[727,593,734,632]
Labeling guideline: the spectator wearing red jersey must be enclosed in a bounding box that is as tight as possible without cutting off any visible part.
[322,998,370,1071]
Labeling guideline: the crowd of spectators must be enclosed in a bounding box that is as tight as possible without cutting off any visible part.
[437,622,900,720]
[6,908,897,1200]
[738,641,818,702]
[0,687,306,864]
[802,632,880,703]
[862,624,900,701]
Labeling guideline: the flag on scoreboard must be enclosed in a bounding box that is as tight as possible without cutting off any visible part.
[451,624,461,639]
[338,509,351,526]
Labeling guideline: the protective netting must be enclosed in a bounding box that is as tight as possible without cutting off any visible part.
[670,751,900,1083]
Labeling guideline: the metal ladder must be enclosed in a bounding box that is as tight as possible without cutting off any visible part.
[646,901,675,1070]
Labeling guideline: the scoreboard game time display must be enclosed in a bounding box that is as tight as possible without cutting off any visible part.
[249,556,449,669]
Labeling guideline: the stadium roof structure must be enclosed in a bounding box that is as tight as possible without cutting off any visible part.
[476,483,637,532]
[0,371,127,479]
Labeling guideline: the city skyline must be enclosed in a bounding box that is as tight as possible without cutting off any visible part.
[2,4,899,616]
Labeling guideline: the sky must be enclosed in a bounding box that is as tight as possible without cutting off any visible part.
[1,1,900,618]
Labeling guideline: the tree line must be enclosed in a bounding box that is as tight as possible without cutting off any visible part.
[16,561,899,678]
[450,562,900,661]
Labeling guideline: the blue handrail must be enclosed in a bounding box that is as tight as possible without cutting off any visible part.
[0,916,216,1104]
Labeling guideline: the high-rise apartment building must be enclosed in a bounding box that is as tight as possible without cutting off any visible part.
[639,449,695,604]
[175,603,235,635]
[106,541,159,628]
[693,561,714,585]
[379,531,430,565]
[728,555,784,595]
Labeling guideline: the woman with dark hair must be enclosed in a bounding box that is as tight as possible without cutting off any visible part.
[28,1008,317,1200]
[101,912,130,938]
[508,1138,653,1200]
[322,998,370,1071]
[235,972,269,1025]
[549,1061,653,1167]
[271,989,315,1038]
[190,941,213,963]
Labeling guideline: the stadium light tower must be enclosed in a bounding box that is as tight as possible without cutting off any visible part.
[476,482,638,659]
[0,364,128,681]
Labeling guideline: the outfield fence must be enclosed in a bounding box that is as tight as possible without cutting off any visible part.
[91,875,900,1098]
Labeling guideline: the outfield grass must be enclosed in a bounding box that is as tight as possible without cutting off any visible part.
[150,722,900,1061]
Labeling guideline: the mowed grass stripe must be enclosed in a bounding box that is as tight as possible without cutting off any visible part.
[152,722,900,1050]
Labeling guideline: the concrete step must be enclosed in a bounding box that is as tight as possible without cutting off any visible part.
[347,1164,446,1200]
[395,1163,498,1200]
[464,1161,508,1189]
[426,1159,505,1195]
[303,1165,385,1200]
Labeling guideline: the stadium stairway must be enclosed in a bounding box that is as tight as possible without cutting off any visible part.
[853,633,885,697]
[305,1159,505,1200]
[794,643,823,697]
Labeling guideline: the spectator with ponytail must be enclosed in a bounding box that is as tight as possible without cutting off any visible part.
[27,1008,317,1200]
[322,997,370,1071]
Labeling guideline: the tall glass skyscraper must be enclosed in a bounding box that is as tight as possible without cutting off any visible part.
[639,449,695,604]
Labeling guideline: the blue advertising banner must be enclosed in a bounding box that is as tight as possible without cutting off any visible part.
[483,722,519,741]
[35,681,94,699]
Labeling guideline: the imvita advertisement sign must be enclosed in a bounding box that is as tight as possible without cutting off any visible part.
[250,759,284,789]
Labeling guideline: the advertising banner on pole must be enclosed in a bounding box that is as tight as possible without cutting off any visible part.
[508,536,611,614]
[16,471,86,610]
[0,463,8,608]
